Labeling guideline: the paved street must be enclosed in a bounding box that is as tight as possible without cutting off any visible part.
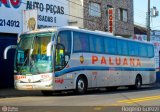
[0,84,160,112]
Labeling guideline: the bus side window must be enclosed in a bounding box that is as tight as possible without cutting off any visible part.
[73,32,89,52]
[128,42,138,56]
[117,40,128,55]
[57,31,71,66]
[139,44,148,57]
[104,38,117,54]
[89,35,104,53]
[148,45,154,58]
[58,31,71,54]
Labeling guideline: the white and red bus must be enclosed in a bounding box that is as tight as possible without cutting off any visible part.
[4,26,156,95]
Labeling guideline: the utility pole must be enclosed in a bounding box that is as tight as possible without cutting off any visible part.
[147,0,150,41]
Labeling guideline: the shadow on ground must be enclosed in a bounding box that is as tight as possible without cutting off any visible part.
[0,83,160,98]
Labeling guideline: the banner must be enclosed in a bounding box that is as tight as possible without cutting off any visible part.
[23,9,38,32]
[108,8,115,34]
[0,0,68,34]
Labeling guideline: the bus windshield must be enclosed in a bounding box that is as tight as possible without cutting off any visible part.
[15,32,53,75]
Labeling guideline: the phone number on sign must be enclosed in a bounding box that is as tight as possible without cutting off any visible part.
[0,19,20,28]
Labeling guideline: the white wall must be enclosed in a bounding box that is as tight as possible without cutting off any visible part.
[68,0,84,28]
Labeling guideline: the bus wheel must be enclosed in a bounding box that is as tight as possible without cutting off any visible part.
[41,91,53,96]
[75,76,87,94]
[129,75,142,90]
[135,75,142,89]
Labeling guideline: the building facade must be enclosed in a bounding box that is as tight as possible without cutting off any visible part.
[68,0,84,28]
[69,0,134,37]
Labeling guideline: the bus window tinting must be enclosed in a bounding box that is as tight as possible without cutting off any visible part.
[73,32,89,52]
[148,45,154,57]
[128,42,139,56]
[104,38,117,54]
[89,35,104,53]
[72,31,154,58]
[139,44,148,57]
[117,40,128,55]
[58,31,71,54]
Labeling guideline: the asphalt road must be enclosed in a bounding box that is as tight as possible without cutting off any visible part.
[0,85,160,112]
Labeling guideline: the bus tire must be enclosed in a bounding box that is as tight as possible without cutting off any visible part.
[129,75,142,90]
[75,76,87,94]
[41,91,53,96]
[135,75,142,89]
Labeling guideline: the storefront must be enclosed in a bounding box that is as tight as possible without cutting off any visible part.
[0,0,68,88]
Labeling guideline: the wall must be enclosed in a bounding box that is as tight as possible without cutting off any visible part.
[83,0,134,37]
[68,0,84,28]
[83,0,103,31]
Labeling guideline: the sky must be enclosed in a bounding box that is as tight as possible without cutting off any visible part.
[134,0,160,30]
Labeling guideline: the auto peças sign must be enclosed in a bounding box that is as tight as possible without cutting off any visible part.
[0,0,68,34]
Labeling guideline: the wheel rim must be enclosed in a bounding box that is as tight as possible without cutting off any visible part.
[136,78,141,88]
[78,79,85,91]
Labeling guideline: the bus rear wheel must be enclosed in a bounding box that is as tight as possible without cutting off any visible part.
[135,75,142,89]
[129,75,142,89]
[75,76,87,94]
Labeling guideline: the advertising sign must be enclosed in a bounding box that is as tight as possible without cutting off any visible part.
[0,0,68,34]
[108,8,114,34]
[23,9,38,32]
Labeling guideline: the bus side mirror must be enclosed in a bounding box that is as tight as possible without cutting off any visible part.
[4,45,17,60]
[47,41,54,56]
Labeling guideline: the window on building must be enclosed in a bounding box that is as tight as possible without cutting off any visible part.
[118,8,128,22]
[89,2,101,17]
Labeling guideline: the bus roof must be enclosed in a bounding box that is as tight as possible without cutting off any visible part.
[57,26,153,45]
[21,26,153,45]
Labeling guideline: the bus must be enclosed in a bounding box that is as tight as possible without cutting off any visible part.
[4,26,156,95]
